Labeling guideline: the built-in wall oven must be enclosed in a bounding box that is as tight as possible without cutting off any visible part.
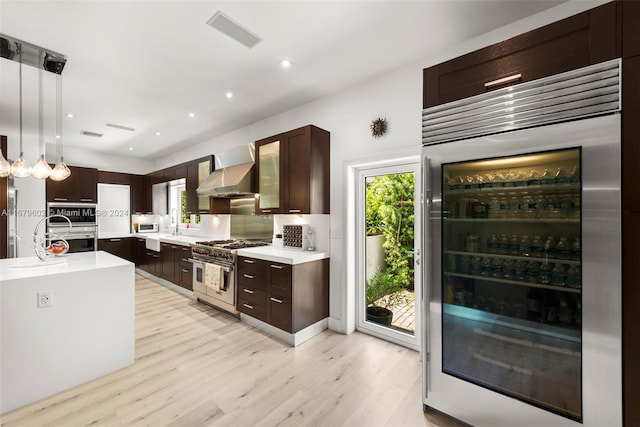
[46,202,98,253]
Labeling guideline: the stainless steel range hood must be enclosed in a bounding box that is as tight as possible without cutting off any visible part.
[196,144,256,197]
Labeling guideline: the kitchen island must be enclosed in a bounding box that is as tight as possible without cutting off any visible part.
[0,251,135,414]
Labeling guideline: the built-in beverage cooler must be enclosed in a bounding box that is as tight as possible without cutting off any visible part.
[421,60,622,426]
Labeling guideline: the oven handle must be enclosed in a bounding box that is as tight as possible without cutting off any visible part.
[52,233,96,240]
[187,258,233,273]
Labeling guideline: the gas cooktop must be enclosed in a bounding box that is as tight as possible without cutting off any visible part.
[193,240,270,250]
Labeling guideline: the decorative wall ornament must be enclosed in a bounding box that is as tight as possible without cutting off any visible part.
[370,117,388,138]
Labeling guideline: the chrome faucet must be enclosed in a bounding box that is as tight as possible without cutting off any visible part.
[171,208,180,236]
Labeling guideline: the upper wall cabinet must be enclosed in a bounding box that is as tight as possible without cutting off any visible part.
[186,155,213,214]
[46,165,98,203]
[255,125,330,214]
[423,1,620,108]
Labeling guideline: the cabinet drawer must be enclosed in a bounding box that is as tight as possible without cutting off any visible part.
[267,262,292,298]
[237,256,266,275]
[237,295,266,321]
[237,271,266,291]
[237,284,265,305]
[267,295,293,332]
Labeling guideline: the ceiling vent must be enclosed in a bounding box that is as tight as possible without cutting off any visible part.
[80,130,103,138]
[206,11,262,49]
[106,123,136,132]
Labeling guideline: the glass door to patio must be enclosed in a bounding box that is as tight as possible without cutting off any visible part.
[356,161,421,350]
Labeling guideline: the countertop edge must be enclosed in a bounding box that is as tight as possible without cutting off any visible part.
[236,247,330,265]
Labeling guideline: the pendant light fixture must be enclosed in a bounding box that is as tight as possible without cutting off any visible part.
[49,73,70,181]
[31,59,52,179]
[10,44,32,178]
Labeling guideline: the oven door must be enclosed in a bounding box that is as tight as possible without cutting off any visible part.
[50,234,97,253]
[191,259,235,304]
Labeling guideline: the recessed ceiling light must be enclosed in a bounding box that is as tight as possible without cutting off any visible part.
[128,147,134,151]
[226,92,233,99]
[66,113,74,118]
[155,131,161,136]
[280,59,292,68]
[189,113,196,118]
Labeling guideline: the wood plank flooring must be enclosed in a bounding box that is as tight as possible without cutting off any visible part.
[1,274,462,427]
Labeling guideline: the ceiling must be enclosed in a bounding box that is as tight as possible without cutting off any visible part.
[0,1,566,160]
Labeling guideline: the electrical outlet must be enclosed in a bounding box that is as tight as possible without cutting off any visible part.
[37,291,53,308]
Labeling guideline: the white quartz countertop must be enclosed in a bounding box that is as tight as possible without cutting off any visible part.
[0,251,133,282]
[236,246,329,265]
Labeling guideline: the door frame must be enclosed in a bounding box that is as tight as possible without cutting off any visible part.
[352,157,422,351]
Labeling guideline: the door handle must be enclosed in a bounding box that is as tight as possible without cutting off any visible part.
[243,274,254,279]
[270,297,283,304]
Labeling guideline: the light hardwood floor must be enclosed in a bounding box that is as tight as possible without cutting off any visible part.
[1,274,462,427]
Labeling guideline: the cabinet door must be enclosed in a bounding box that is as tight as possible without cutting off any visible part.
[133,237,146,266]
[161,243,176,282]
[266,295,292,332]
[179,261,193,290]
[255,134,283,213]
[73,166,98,202]
[176,246,192,290]
[46,171,73,202]
[144,250,160,274]
[423,2,620,108]
[284,127,311,214]
[266,262,292,298]
[98,238,132,261]
[131,174,150,214]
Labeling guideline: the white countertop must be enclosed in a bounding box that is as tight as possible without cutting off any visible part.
[132,233,204,246]
[0,251,133,282]
[236,246,329,265]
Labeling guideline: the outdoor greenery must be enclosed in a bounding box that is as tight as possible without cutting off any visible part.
[365,268,409,313]
[365,172,415,289]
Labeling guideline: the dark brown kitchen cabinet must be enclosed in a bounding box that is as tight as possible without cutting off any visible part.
[237,257,267,321]
[423,1,620,108]
[133,237,147,267]
[98,237,133,262]
[177,245,193,290]
[255,125,330,214]
[236,256,329,333]
[46,165,98,203]
[144,250,161,275]
[131,174,151,214]
[97,171,130,185]
[161,242,177,282]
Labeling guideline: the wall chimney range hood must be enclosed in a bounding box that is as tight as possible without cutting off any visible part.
[196,161,254,197]
[197,143,256,197]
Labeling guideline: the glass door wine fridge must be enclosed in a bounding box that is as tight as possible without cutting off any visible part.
[421,60,622,426]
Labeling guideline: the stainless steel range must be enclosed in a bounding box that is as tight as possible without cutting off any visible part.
[190,240,269,315]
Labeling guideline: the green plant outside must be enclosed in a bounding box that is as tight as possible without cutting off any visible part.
[365,267,409,310]
[365,172,415,290]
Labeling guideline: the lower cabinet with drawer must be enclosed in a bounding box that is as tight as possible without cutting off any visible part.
[236,256,329,334]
